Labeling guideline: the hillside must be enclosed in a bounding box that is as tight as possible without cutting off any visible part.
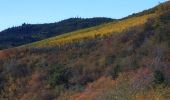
[26,1,169,47]
[0,1,170,100]
[29,13,154,47]
[0,17,113,50]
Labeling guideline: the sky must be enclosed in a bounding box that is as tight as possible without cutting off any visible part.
[0,0,168,31]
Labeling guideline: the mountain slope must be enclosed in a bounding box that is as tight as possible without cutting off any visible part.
[29,1,170,48]
[29,14,154,47]
[0,17,113,50]
[0,1,170,100]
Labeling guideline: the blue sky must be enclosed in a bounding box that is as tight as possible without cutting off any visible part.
[0,0,168,31]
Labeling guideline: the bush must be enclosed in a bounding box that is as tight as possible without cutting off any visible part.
[53,85,65,97]
[110,65,121,79]
[48,64,69,87]
[154,70,165,84]
[3,58,30,78]
[160,10,170,24]
[106,55,115,66]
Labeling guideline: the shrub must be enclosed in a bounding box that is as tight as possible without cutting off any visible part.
[95,73,135,100]
[110,65,121,79]
[53,85,65,97]
[106,55,115,66]
[154,70,165,85]
[48,64,69,87]
[160,8,170,24]
[3,58,30,78]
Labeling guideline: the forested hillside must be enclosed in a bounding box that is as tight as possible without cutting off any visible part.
[0,17,113,50]
[0,1,170,100]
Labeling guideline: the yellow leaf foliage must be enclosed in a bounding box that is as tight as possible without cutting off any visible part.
[29,14,155,47]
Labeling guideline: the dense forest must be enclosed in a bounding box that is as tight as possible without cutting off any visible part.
[0,17,113,50]
[0,1,169,100]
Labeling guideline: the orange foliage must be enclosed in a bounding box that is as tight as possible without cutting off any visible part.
[0,49,18,60]
[0,51,10,59]
[19,70,50,100]
[70,77,115,100]
[130,67,153,90]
